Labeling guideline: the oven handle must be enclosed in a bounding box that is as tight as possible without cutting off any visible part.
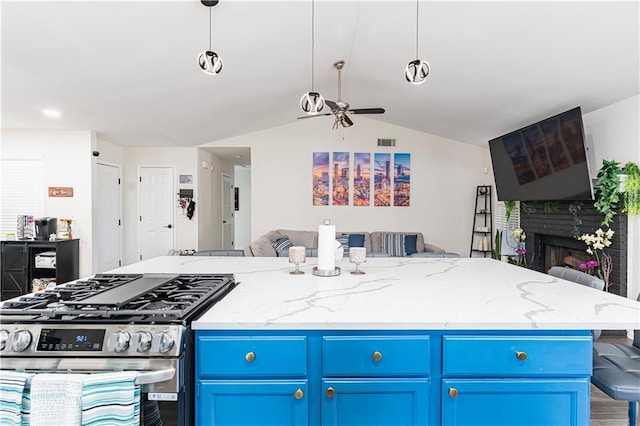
[134,368,175,385]
[0,368,175,386]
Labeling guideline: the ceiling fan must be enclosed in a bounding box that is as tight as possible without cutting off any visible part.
[298,60,385,129]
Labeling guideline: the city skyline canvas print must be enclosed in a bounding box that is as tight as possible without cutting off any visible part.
[393,153,411,206]
[353,153,371,206]
[312,152,329,206]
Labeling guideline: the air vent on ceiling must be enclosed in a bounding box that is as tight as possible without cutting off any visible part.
[377,138,396,147]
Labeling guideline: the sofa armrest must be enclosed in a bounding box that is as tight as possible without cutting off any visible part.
[424,242,445,254]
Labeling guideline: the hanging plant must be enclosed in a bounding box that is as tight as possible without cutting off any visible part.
[622,162,640,216]
[504,201,517,223]
[543,201,559,213]
[521,201,536,215]
[594,160,622,227]
[568,201,583,239]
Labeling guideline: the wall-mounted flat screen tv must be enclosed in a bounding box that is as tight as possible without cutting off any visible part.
[488,107,594,201]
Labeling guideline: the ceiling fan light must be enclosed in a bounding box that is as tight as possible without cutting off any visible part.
[198,50,223,75]
[300,91,325,114]
[404,59,430,85]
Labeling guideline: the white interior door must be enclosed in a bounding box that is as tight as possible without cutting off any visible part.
[96,163,121,272]
[139,167,174,260]
[222,174,234,249]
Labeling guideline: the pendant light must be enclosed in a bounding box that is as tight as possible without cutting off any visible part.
[198,0,223,75]
[404,0,430,85]
[300,0,325,114]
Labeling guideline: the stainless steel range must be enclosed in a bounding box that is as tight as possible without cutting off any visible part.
[0,272,236,426]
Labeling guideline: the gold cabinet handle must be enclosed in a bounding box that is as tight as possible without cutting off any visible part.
[372,351,383,362]
[326,387,336,398]
[449,388,458,398]
[516,351,527,361]
[294,389,304,400]
[245,351,256,362]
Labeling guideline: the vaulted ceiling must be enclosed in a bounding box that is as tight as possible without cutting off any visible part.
[2,1,638,150]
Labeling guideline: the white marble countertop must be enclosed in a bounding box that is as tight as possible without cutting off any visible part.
[107,256,640,331]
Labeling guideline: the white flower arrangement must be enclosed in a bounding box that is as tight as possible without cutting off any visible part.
[578,228,614,291]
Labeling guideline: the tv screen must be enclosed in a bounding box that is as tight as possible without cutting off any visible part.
[488,107,594,201]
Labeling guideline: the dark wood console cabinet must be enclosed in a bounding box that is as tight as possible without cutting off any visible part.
[0,239,79,301]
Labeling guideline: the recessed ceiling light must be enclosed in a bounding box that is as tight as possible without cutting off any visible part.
[42,109,62,118]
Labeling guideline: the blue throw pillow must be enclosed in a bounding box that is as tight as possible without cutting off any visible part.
[348,233,365,248]
[272,235,293,257]
[405,234,418,256]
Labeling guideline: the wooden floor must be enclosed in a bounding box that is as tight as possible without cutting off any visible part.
[590,336,637,426]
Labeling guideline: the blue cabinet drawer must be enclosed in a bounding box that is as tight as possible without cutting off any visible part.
[198,336,307,377]
[442,335,592,376]
[323,336,430,377]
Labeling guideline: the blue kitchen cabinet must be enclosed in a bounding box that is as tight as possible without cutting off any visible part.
[322,378,429,426]
[441,335,592,426]
[441,378,590,426]
[195,331,592,425]
[198,380,308,426]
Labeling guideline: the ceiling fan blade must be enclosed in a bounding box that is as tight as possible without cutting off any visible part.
[350,108,385,115]
[297,113,332,120]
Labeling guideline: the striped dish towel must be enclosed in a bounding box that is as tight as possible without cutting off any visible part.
[30,373,84,426]
[81,371,139,425]
[20,376,31,426]
[0,371,32,426]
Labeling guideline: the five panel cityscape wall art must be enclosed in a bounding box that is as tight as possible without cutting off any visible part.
[312,152,411,207]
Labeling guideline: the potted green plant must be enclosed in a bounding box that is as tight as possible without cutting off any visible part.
[622,161,640,216]
[593,159,622,227]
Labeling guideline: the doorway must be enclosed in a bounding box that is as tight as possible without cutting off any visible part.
[222,174,234,250]
[138,166,175,260]
[96,163,122,272]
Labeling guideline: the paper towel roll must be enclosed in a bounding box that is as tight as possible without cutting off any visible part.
[318,223,336,271]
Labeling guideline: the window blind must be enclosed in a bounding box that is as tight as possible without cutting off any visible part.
[0,159,45,239]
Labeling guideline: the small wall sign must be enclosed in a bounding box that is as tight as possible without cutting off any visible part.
[48,187,74,197]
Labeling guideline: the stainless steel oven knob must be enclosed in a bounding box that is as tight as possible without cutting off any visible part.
[10,330,32,352]
[0,329,9,350]
[132,331,153,352]
[107,331,131,353]
[151,332,174,353]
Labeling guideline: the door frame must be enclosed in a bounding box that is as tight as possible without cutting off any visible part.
[96,161,123,272]
[221,173,234,249]
[137,165,175,260]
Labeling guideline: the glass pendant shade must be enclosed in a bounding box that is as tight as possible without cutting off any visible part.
[198,50,223,75]
[404,59,430,85]
[300,91,325,114]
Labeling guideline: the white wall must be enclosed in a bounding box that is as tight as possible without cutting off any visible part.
[1,129,94,278]
[234,165,252,249]
[584,95,640,301]
[202,117,492,256]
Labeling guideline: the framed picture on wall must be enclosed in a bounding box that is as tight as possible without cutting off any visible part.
[179,174,193,184]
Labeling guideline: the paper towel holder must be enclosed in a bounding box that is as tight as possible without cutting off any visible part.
[313,218,341,277]
[312,266,341,277]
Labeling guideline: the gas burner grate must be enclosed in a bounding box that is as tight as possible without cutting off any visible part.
[0,273,236,323]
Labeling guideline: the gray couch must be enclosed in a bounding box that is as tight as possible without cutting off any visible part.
[244,229,455,258]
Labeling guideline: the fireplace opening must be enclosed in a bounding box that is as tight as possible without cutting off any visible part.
[541,235,592,272]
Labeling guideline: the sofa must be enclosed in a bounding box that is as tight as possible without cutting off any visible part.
[244,229,457,258]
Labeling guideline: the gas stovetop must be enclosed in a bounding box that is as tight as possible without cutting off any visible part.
[0,273,236,324]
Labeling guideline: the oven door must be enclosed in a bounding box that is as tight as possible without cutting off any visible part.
[1,357,185,426]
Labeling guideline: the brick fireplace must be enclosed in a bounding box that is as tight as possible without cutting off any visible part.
[520,200,628,297]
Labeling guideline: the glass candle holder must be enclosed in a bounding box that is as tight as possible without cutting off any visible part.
[349,247,367,275]
[288,246,306,275]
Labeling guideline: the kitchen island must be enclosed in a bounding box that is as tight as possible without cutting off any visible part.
[111,256,640,426]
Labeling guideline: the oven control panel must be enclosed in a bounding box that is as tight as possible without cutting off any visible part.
[0,324,186,357]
